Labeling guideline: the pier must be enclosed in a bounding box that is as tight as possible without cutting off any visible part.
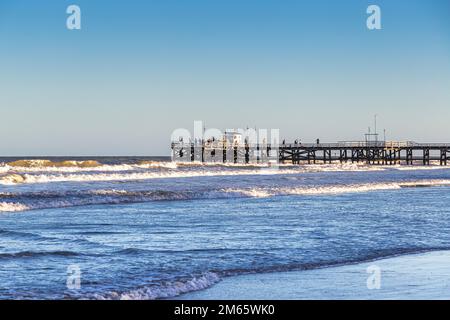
[171,141,450,166]
[279,142,450,166]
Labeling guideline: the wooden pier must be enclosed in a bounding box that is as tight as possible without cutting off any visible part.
[278,142,450,166]
[171,141,450,166]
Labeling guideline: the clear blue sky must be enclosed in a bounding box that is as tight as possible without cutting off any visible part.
[0,0,449,155]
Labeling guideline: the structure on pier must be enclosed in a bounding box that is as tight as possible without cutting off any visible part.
[171,139,450,166]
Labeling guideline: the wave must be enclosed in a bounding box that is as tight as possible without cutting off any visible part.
[7,159,102,168]
[1,162,179,174]
[0,163,386,185]
[2,179,450,213]
[223,180,450,198]
[1,159,448,179]
[0,202,30,212]
[137,161,178,169]
[92,272,221,300]
[2,159,449,186]
[0,164,136,175]
[0,228,43,240]
[0,168,272,185]
[0,189,195,213]
[0,173,26,184]
[222,184,401,198]
[0,160,178,175]
[0,250,80,259]
[392,162,450,171]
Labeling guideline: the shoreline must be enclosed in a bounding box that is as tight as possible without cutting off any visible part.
[176,250,450,300]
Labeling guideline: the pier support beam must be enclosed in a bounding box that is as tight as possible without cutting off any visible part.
[440,148,450,166]
[323,149,332,164]
[423,148,430,165]
[245,145,250,164]
[405,148,413,165]
[339,149,348,163]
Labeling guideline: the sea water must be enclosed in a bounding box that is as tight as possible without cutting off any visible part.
[1,157,450,299]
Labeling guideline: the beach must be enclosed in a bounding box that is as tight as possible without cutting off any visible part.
[178,250,450,300]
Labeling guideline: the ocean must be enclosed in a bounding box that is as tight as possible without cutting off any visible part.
[1,157,450,299]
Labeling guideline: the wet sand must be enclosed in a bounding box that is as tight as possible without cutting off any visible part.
[177,251,450,300]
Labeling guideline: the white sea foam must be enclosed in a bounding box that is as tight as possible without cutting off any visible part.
[0,202,30,212]
[224,180,450,197]
[223,183,401,197]
[0,160,180,176]
[0,166,10,174]
[0,163,136,173]
[393,165,450,171]
[0,162,389,185]
[1,160,448,180]
[0,169,302,185]
[233,189,272,198]
[93,272,221,300]
[0,190,193,213]
[2,180,450,213]
[137,161,178,169]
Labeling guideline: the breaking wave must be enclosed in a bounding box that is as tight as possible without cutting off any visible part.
[92,272,221,300]
[0,202,30,212]
[0,160,179,177]
[0,190,194,213]
[7,159,102,168]
[224,180,450,197]
[0,163,385,185]
[2,180,450,213]
[2,159,450,186]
